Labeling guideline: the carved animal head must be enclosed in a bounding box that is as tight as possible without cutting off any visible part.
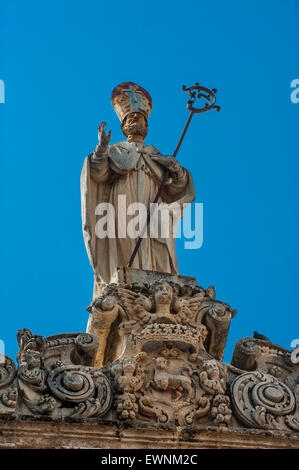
[155,356,168,370]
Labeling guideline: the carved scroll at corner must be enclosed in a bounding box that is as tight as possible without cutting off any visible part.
[48,365,112,419]
[15,328,113,419]
[230,371,299,432]
[18,354,113,418]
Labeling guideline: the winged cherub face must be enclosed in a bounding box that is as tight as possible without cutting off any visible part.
[205,360,221,379]
[154,283,173,306]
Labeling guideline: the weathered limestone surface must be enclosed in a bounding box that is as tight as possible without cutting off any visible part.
[0,269,298,449]
[0,418,298,449]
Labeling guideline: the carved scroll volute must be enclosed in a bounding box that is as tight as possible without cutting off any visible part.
[230,372,297,431]
[231,339,260,371]
[86,294,125,368]
[47,364,112,418]
[204,300,237,361]
[73,333,99,366]
[291,347,299,365]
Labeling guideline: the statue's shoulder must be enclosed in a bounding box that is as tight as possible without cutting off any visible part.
[109,141,129,152]
[146,144,161,155]
[109,141,161,155]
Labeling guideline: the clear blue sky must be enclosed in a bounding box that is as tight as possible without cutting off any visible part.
[1,0,298,364]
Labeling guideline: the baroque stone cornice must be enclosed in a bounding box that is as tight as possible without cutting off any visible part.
[1,270,298,446]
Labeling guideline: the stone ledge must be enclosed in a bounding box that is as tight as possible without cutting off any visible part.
[0,418,298,449]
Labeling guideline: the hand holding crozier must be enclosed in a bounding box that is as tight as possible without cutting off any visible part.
[151,155,182,174]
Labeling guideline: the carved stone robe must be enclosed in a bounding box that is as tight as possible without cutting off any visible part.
[81,141,195,295]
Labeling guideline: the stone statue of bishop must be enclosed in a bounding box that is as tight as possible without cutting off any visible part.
[81,82,195,296]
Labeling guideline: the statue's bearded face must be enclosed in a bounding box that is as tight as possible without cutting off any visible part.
[122,112,148,138]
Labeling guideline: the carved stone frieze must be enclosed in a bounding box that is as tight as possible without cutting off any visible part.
[0,270,298,441]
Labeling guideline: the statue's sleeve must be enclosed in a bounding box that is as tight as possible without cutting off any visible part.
[164,166,188,199]
[89,144,110,183]
[161,166,195,205]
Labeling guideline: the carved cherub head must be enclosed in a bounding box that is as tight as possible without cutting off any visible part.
[204,359,221,379]
[24,349,42,369]
[153,282,173,306]
[122,357,137,376]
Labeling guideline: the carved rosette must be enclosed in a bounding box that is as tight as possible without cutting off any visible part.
[231,372,297,430]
